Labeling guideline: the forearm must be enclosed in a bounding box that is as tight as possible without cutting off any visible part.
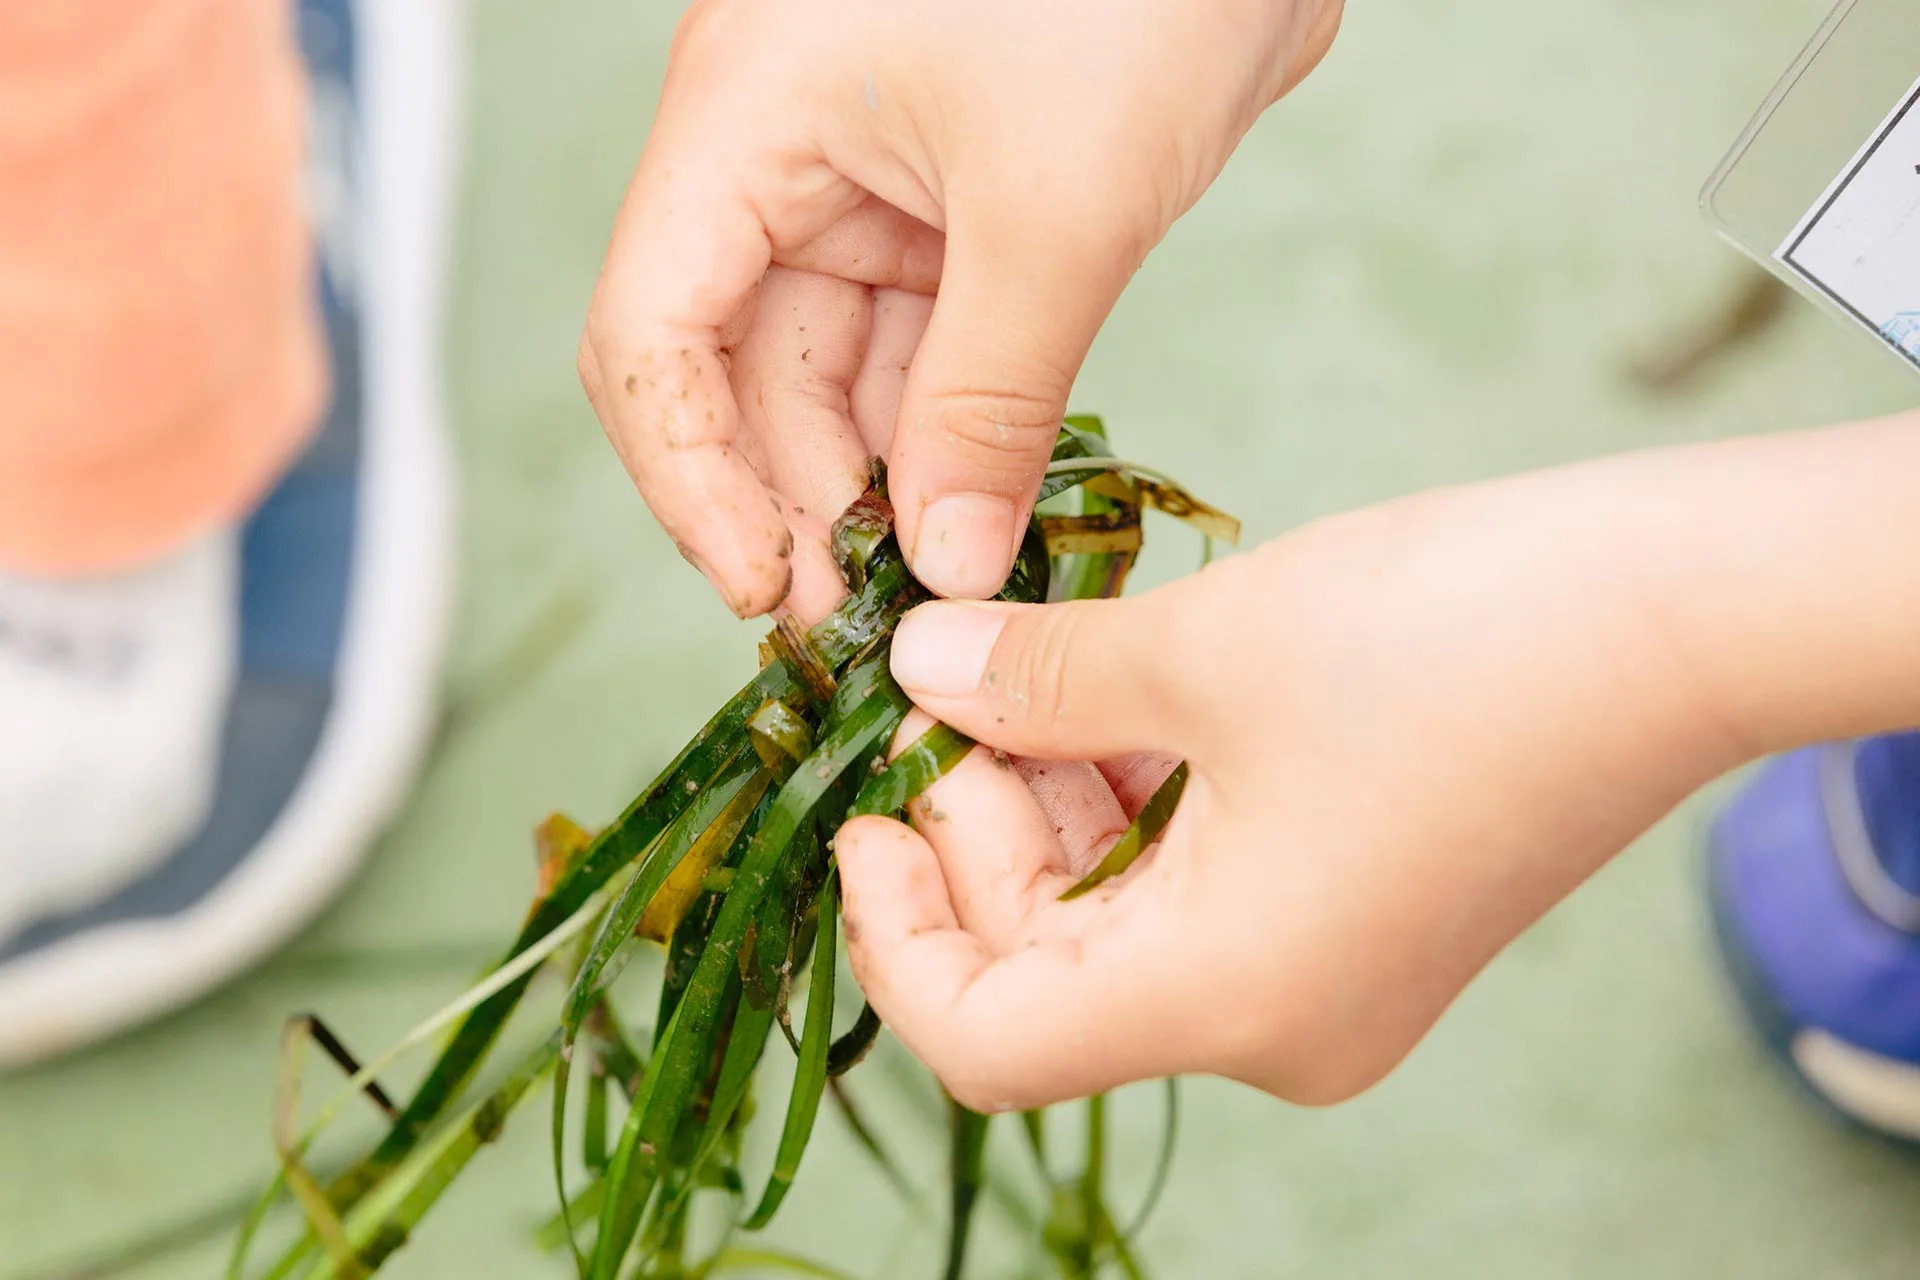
[841,406,1920,1108]
[1606,410,1920,759]
[1218,410,1920,993]
[1198,416,1920,1096]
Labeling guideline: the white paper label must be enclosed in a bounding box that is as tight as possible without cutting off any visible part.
[1778,74,1920,367]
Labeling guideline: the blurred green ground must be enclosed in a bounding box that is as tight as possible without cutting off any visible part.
[6,1,1920,1276]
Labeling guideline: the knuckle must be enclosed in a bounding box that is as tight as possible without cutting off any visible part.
[993,603,1089,726]
[919,387,1064,474]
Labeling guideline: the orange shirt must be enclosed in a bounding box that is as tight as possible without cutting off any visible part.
[0,0,323,573]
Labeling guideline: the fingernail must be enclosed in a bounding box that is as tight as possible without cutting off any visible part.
[911,493,1018,599]
[891,602,1009,698]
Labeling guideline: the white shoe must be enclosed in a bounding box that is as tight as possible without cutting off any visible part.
[0,531,238,945]
[0,0,464,1065]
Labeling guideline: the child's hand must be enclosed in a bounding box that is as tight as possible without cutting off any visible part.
[835,416,1920,1111]
[579,0,1343,619]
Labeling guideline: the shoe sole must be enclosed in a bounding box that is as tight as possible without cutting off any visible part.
[0,0,465,1065]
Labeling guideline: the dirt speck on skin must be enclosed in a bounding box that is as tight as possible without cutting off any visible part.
[624,374,638,394]
[800,349,811,363]
[990,749,1011,769]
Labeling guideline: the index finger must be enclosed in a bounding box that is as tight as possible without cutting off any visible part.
[836,814,1205,1112]
[584,116,810,617]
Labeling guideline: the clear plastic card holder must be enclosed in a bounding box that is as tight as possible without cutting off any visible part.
[1702,0,1920,371]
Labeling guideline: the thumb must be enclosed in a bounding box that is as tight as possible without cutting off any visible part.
[888,596,1194,763]
[888,210,1136,599]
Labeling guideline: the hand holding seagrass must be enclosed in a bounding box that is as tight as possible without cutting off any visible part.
[235,420,1240,1280]
[844,417,1920,1115]
[579,0,1344,614]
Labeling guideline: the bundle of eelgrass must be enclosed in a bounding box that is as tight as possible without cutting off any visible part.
[230,417,1236,1280]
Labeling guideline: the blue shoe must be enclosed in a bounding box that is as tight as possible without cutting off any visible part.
[1707,735,1920,1142]
[0,0,461,1064]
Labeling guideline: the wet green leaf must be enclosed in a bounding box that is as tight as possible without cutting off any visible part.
[237,421,1228,1280]
[1060,765,1189,901]
[741,875,841,1229]
[945,1101,990,1280]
